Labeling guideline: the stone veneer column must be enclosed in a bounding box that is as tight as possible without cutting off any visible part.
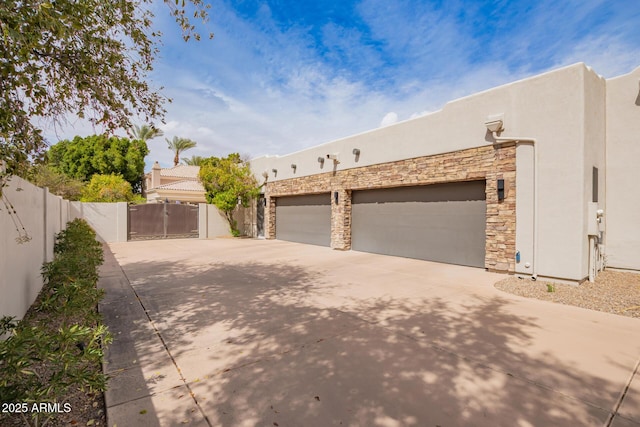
[330,189,352,250]
[484,144,517,272]
[265,196,276,239]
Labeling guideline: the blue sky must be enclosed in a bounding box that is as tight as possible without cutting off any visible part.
[47,0,640,169]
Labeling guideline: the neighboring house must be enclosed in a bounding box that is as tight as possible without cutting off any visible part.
[144,162,206,204]
[249,63,640,284]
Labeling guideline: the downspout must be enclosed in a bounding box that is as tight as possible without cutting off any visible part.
[490,133,539,281]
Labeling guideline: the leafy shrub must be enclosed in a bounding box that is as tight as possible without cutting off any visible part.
[27,164,85,201]
[80,173,135,202]
[0,219,112,427]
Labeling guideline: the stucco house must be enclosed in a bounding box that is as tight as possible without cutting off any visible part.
[144,162,206,204]
[248,63,640,284]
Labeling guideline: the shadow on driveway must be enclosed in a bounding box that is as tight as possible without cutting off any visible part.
[103,239,639,427]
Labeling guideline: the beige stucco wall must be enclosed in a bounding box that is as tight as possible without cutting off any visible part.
[1,177,68,321]
[70,202,128,243]
[251,63,613,282]
[605,66,640,270]
[198,203,233,238]
[582,68,607,276]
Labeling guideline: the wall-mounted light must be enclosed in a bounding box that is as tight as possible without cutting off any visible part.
[317,157,325,165]
[291,163,297,172]
[352,148,360,155]
[271,168,277,174]
[497,179,505,201]
[333,191,339,204]
[485,114,504,134]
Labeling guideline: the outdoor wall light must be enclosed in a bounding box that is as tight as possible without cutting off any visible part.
[485,114,504,134]
[291,163,297,171]
[497,179,505,201]
[352,148,360,155]
[333,191,339,204]
[271,168,277,174]
[317,157,325,164]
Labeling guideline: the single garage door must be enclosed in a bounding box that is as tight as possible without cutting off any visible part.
[276,194,331,247]
[352,181,486,268]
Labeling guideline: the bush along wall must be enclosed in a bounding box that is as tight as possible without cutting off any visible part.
[0,219,112,427]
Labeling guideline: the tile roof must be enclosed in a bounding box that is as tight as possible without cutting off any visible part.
[155,180,205,192]
[160,165,200,178]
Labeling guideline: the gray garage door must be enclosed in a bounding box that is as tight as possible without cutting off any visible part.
[352,181,486,268]
[276,194,331,247]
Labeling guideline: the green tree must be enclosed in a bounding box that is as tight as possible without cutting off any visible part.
[182,155,205,166]
[199,153,260,236]
[166,136,197,167]
[27,164,84,201]
[131,124,164,142]
[0,0,212,181]
[80,174,134,202]
[47,135,149,193]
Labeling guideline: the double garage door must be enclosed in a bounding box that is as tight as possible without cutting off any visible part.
[275,181,486,268]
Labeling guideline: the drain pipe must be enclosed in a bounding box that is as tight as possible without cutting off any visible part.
[490,131,539,281]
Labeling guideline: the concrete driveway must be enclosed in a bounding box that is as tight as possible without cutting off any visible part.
[99,239,640,427]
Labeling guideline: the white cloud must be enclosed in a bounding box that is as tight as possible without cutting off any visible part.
[553,35,640,78]
[380,112,398,127]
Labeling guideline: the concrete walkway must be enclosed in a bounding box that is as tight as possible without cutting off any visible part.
[99,239,640,427]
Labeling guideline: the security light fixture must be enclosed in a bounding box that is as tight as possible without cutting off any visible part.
[352,148,360,155]
[497,179,505,201]
[271,168,277,174]
[485,114,504,134]
[291,163,297,171]
[317,157,325,164]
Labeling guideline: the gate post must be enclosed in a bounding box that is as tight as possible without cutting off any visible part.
[199,203,208,239]
[116,202,128,242]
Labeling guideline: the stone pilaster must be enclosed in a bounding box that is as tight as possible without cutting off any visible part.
[331,189,352,250]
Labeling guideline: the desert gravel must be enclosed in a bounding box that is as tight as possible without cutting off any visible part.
[494,269,640,319]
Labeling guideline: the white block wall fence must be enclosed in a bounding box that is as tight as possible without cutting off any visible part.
[1,176,232,321]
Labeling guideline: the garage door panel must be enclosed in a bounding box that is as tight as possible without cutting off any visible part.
[352,182,486,268]
[276,194,331,247]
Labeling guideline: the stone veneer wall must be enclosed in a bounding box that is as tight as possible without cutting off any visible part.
[264,144,516,272]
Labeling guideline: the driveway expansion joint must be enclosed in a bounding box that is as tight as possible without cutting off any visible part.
[118,265,213,427]
[604,355,640,427]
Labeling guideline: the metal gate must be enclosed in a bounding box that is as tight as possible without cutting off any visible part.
[128,204,199,240]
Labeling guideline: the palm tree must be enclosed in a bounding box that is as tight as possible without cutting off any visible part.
[166,136,197,166]
[182,155,205,166]
[131,124,164,142]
